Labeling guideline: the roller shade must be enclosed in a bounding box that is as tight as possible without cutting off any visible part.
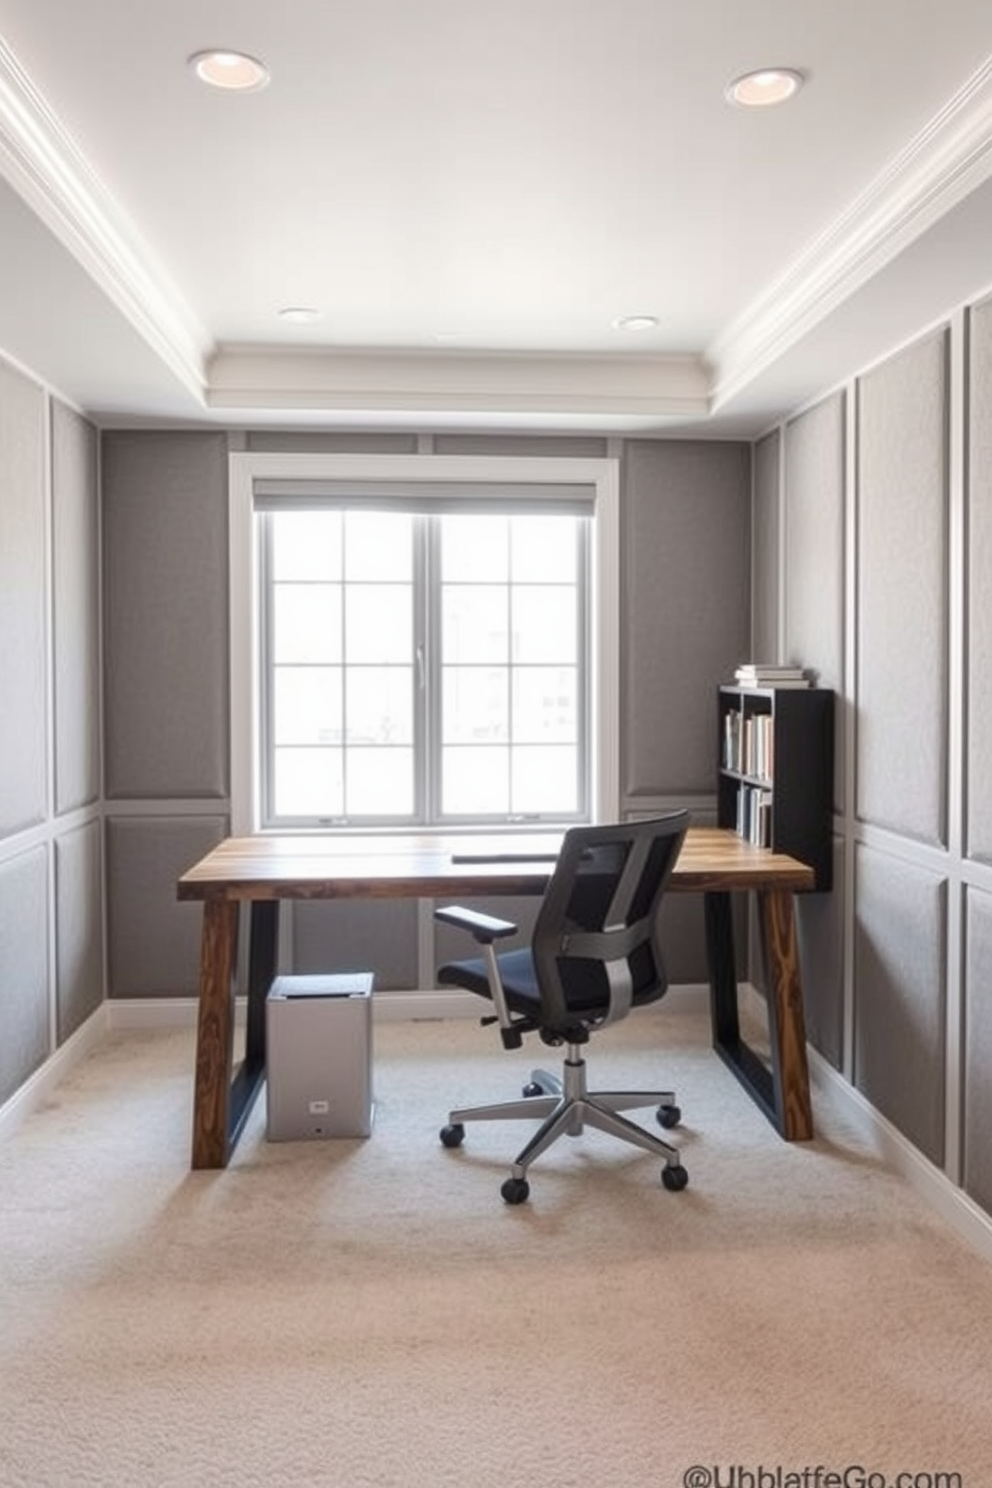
[253,479,595,515]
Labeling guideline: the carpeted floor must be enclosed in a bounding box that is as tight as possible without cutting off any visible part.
[1,1007,990,1488]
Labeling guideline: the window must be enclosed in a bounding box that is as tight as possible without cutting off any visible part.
[260,505,588,826]
[229,454,620,834]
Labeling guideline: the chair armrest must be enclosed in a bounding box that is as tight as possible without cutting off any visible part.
[434,905,518,944]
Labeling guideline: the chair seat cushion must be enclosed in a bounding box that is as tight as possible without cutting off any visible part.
[437,948,540,1014]
[438,948,658,1020]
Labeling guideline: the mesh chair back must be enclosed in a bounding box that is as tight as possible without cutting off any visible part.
[530,812,689,1035]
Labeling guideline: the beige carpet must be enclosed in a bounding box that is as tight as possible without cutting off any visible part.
[1,1008,990,1488]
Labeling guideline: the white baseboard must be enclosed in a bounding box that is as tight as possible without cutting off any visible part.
[386,984,709,1021]
[103,980,711,1030]
[0,1004,108,1143]
[101,990,485,1029]
[105,997,205,1029]
[808,1046,992,1265]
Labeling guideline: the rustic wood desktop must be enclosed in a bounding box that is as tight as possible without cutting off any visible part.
[177,826,816,1169]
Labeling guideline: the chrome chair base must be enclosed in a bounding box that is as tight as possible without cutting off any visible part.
[442,1043,686,1201]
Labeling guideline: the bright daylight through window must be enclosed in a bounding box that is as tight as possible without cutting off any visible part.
[260,505,590,827]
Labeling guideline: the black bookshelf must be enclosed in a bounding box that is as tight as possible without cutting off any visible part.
[717,685,834,891]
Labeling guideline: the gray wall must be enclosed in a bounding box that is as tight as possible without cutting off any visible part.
[759,300,992,1216]
[98,429,751,996]
[0,365,103,1105]
[101,431,231,995]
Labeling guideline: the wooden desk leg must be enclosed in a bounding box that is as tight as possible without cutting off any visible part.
[191,898,240,1169]
[190,899,279,1170]
[756,887,814,1142]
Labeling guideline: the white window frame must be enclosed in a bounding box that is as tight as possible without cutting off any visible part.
[229,452,620,835]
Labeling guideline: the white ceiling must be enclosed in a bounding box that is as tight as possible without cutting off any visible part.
[2,0,992,436]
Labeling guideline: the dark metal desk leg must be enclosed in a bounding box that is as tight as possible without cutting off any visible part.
[192,899,240,1169]
[757,887,813,1141]
[221,899,280,1160]
[704,891,740,1046]
[245,901,279,1072]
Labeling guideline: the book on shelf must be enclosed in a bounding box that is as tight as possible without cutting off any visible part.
[734,783,773,847]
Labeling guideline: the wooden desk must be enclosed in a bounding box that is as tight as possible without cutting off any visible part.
[177,826,815,1169]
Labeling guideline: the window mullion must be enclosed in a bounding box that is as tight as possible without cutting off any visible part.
[578,520,590,819]
[418,516,437,824]
[340,513,349,820]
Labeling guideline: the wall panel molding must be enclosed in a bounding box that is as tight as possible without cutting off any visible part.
[856,328,950,844]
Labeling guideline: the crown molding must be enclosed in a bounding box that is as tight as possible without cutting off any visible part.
[707,53,992,409]
[0,36,210,401]
[207,346,711,418]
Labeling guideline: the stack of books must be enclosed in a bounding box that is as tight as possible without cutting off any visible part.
[722,709,774,779]
[734,663,810,690]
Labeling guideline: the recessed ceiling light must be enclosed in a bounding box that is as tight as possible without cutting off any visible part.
[613,315,659,333]
[188,49,270,92]
[278,306,322,324]
[725,68,804,108]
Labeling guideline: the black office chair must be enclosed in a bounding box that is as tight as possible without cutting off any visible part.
[435,812,690,1203]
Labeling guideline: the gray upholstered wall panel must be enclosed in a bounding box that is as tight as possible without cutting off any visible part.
[621,440,750,799]
[246,431,419,454]
[292,899,421,990]
[52,402,100,814]
[853,842,946,1164]
[105,815,227,996]
[752,430,780,664]
[784,393,846,811]
[966,295,992,863]
[54,820,103,1040]
[795,838,845,1068]
[964,884,992,1212]
[102,432,229,799]
[856,331,948,843]
[0,846,50,1105]
[0,358,47,838]
[435,434,610,458]
[783,394,845,686]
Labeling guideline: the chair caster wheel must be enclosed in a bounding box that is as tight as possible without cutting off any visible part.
[661,1163,689,1192]
[522,1081,544,1097]
[657,1103,681,1129]
[500,1176,530,1205]
[440,1123,465,1148]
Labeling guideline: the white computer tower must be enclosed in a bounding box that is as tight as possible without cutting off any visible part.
[265,972,374,1141]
